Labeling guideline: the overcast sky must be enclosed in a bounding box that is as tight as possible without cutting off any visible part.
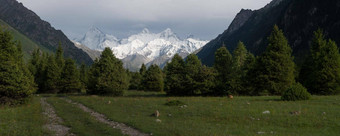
[17,0,272,40]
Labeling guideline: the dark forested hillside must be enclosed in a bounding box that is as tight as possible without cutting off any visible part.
[0,0,93,65]
[197,0,340,66]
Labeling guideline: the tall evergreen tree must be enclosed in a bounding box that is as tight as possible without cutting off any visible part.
[60,58,82,93]
[88,48,128,96]
[241,52,256,95]
[79,62,88,89]
[249,25,295,95]
[214,46,233,95]
[55,43,65,69]
[0,28,36,104]
[299,29,340,95]
[140,63,147,76]
[129,72,142,90]
[141,65,164,92]
[230,41,249,95]
[165,54,186,95]
[184,54,203,95]
[36,52,48,93]
[43,55,60,93]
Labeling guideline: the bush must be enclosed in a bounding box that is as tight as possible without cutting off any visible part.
[281,83,311,101]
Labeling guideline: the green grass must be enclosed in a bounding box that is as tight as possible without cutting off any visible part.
[70,91,340,136]
[0,19,52,60]
[0,97,50,136]
[46,97,125,136]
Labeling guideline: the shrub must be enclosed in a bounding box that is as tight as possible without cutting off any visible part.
[281,83,311,101]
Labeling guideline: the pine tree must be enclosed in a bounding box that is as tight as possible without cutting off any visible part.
[28,49,41,76]
[299,29,340,95]
[60,58,82,93]
[241,52,256,95]
[230,41,249,95]
[88,48,128,96]
[214,46,233,96]
[43,55,60,93]
[165,54,186,95]
[184,54,202,95]
[128,72,142,90]
[36,52,48,93]
[141,65,164,92]
[249,25,295,95]
[197,65,217,96]
[55,43,65,69]
[0,28,36,104]
[140,63,147,76]
[79,62,88,89]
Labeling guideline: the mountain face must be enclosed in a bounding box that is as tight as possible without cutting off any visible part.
[197,0,340,66]
[78,27,208,71]
[0,0,93,65]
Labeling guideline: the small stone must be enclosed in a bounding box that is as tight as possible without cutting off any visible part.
[262,110,270,114]
[168,114,172,117]
[257,131,265,134]
[107,100,111,104]
[322,112,326,115]
[156,119,161,123]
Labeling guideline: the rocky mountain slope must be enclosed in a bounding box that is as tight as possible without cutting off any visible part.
[0,0,93,65]
[197,0,340,66]
[78,27,208,71]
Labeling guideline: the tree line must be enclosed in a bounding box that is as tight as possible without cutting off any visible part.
[1,25,340,105]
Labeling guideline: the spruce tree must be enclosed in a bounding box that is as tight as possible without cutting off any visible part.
[249,25,295,95]
[241,52,256,95]
[36,52,48,93]
[129,72,142,90]
[165,54,186,95]
[141,65,164,92]
[300,29,340,95]
[0,28,36,104]
[184,54,202,95]
[230,41,248,95]
[214,46,233,96]
[60,58,82,93]
[88,48,128,96]
[140,63,147,76]
[79,62,88,89]
[55,43,65,69]
[43,55,60,93]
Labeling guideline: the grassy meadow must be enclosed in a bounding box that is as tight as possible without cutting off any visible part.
[0,97,50,136]
[69,91,340,136]
[0,92,339,136]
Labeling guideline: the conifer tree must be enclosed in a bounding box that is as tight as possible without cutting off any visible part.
[184,54,203,95]
[230,41,249,95]
[60,58,82,93]
[140,63,147,76]
[141,64,164,92]
[36,52,48,93]
[43,55,60,93]
[55,43,65,69]
[79,62,88,88]
[0,28,36,104]
[299,29,340,95]
[249,25,295,95]
[129,72,142,90]
[88,48,128,96]
[165,54,186,95]
[214,46,233,96]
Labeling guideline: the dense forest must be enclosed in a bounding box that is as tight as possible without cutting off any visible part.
[1,25,340,105]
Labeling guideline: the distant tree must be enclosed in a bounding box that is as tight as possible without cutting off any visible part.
[60,58,82,93]
[140,63,147,76]
[230,41,249,95]
[249,25,295,95]
[79,62,89,88]
[299,29,340,95]
[214,46,233,96]
[43,55,60,93]
[28,49,41,76]
[0,28,36,104]
[88,48,128,96]
[128,72,142,90]
[141,65,164,92]
[165,54,186,95]
[197,65,217,95]
[184,54,203,95]
[55,43,65,69]
[240,52,256,95]
[35,52,48,93]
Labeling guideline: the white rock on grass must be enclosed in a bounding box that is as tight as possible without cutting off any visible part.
[262,110,270,114]
[156,119,162,123]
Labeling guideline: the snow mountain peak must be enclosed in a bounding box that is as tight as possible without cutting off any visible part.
[78,27,209,71]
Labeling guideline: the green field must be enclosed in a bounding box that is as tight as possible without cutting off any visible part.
[0,19,52,60]
[1,92,340,136]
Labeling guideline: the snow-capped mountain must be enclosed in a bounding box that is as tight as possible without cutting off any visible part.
[77,27,209,71]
